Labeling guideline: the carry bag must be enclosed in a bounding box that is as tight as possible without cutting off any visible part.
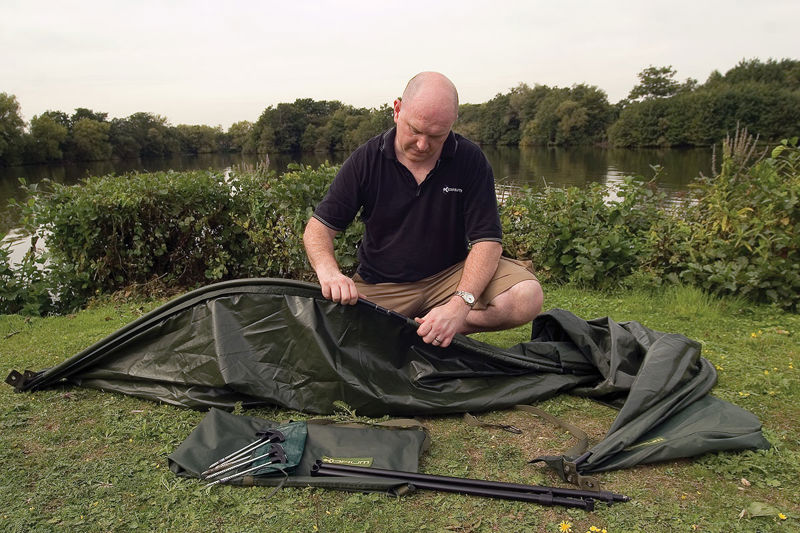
[168,408,429,493]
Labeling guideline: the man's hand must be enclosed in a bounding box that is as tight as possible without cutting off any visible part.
[304,217,359,305]
[414,296,471,348]
[317,269,360,305]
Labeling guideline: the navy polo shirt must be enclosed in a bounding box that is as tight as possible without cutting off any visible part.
[312,128,502,283]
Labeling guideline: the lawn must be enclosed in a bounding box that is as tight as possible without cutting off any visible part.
[1,284,798,532]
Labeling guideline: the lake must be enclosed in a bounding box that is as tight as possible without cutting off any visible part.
[0,145,713,234]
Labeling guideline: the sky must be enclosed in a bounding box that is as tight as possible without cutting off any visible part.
[2,0,798,129]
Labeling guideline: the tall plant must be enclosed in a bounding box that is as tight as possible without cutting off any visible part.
[672,129,800,308]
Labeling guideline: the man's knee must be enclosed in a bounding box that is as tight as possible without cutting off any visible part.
[512,279,543,320]
[489,279,543,322]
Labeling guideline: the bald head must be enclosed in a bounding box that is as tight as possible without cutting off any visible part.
[401,72,459,125]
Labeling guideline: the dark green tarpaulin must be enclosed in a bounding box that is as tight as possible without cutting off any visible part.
[6,278,769,481]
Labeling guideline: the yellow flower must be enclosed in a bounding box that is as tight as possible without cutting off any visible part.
[779,513,787,520]
[764,370,769,375]
[559,521,573,532]
[751,332,757,338]
[589,527,600,532]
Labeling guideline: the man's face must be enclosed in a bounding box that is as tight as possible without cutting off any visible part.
[393,99,453,164]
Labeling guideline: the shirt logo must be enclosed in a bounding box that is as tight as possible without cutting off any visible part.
[442,186,463,194]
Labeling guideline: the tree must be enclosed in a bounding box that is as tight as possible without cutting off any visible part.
[628,65,682,101]
[173,124,219,154]
[107,112,174,158]
[1,92,25,165]
[227,121,255,153]
[71,118,112,160]
[71,107,108,125]
[26,113,68,162]
[721,58,800,90]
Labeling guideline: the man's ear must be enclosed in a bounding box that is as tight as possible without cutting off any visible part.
[392,99,402,122]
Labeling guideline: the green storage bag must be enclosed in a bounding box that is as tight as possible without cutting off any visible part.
[168,408,429,492]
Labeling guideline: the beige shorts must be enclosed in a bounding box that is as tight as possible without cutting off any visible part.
[353,256,538,318]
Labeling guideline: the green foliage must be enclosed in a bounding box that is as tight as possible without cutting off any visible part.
[234,163,364,278]
[611,59,800,147]
[30,170,253,307]
[501,133,799,309]
[501,177,669,287]
[459,83,615,147]
[227,120,255,153]
[666,131,800,309]
[172,124,223,154]
[7,164,360,312]
[626,65,694,102]
[25,113,68,163]
[251,99,392,155]
[70,118,112,161]
[0,234,56,315]
[0,92,25,165]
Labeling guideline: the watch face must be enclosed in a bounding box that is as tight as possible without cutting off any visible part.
[458,291,475,304]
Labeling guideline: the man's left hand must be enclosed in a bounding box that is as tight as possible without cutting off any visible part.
[414,297,471,348]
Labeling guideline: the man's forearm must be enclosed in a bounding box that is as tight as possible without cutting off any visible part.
[457,241,503,299]
[304,217,360,305]
[303,217,340,277]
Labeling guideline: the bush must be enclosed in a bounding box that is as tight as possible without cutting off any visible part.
[1,235,58,315]
[233,163,363,279]
[668,132,800,309]
[500,176,669,287]
[34,170,254,305]
[7,164,363,314]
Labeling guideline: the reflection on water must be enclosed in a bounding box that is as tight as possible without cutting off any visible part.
[484,145,711,191]
[0,146,712,234]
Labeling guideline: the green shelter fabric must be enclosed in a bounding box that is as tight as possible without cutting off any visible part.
[9,278,770,479]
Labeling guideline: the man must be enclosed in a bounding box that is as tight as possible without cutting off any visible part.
[303,72,543,348]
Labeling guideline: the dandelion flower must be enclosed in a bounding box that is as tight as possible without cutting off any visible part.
[559,521,573,532]
[779,513,787,520]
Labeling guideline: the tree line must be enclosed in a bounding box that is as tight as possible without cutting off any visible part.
[2,58,799,166]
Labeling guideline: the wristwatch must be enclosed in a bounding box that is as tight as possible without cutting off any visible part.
[454,290,476,308]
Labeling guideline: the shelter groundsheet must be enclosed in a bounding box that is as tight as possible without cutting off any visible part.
[7,278,770,480]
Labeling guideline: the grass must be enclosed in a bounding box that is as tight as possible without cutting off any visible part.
[1,284,798,532]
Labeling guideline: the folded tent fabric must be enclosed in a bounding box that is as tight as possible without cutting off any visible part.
[7,278,770,480]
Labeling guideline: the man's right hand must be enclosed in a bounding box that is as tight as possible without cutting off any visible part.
[317,270,360,305]
[304,217,360,305]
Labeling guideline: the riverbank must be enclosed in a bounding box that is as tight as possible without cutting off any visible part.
[0,146,711,234]
[1,284,797,531]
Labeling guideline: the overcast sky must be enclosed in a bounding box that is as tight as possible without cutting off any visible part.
[2,1,798,128]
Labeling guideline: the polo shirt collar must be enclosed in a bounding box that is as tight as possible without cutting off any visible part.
[380,127,459,161]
